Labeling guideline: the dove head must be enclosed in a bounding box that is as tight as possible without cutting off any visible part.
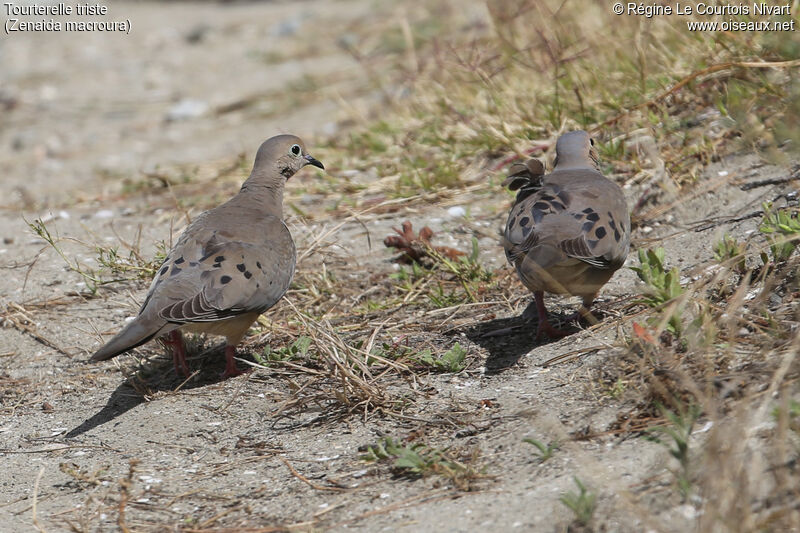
[552,130,600,171]
[240,135,324,213]
[251,134,324,183]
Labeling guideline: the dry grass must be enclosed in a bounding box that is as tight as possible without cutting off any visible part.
[7,0,800,530]
[306,0,800,528]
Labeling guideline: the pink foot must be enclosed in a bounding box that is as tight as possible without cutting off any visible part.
[535,319,571,341]
[532,291,572,341]
[220,345,245,378]
[164,330,190,377]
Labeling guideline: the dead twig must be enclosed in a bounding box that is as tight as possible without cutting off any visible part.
[2,303,74,357]
[278,456,349,492]
[32,466,46,533]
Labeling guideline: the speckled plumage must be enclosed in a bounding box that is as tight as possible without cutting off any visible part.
[503,130,630,338]
[90,134,323,377]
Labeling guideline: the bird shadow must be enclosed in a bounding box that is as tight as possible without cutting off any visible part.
[65,346,250,439]
[463,301,580,374]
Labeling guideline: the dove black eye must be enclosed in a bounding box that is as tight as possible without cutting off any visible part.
[589,138,595,146]
[290,144,301,156]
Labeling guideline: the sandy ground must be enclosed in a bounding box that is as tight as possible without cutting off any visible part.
[1,2,797,532]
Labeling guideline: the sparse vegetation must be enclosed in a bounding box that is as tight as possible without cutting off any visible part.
[27,217,164,295]
[646,403,701,501]
[360,436,483,489]
[631,247,685,335]
[412,343,468,373]
[759,202,800,264]
[713,233,747,274]
[523,437,558,463]
[559,476,597,527]
[4,0,800,530]
[254,335,313,365]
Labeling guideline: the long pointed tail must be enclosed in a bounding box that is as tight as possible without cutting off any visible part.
[90,318,171,362]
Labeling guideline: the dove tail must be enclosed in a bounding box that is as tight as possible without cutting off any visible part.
[90,319,171,362]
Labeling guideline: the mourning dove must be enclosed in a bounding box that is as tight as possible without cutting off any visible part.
[91,134,324,377]
[503,130,630,339]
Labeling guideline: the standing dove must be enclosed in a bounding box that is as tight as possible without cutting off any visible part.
[91,135,324,377]
[503,130,630,339]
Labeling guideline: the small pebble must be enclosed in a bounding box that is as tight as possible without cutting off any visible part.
[166,99,208,121]
[447,206,466,218]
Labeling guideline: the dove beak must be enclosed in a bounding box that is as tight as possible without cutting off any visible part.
[304,154,324,170]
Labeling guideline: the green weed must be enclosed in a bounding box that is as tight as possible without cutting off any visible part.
[522,437,559,462]
[645,402,701,501]
[412,343,467,373]
[254,336,313,365]
[360,436,481,488]
[759,202,800,264]
[713,234,747,274]
[559,476,597,527]
[27,218,161,295]
[630,247,686,335]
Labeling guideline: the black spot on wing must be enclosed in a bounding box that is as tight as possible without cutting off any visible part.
[586,212,600,222]
[215,256,225,263]
[160,265,168,276]
[550,201,565,211]
[170,267,182,276]
[519,216,530,227]
[515,187,539,203]
[236,263,246,272]
[533,202,549,211]
[614,229,621,241]
[595,226,607,239]
[581,221,595,233]
[220,275,232,284]
[174,257,185,265]
[582,207,593,214]
[256,261,262,270]
[212,262,222,269]
[244,271,253,279]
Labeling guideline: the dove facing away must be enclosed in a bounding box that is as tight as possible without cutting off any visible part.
[503,130,630,339]
[91,135,324,377]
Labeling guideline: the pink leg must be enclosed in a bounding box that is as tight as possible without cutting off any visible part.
[221,345,245,378]
[534,291,570,340]
[164,330,190,377]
